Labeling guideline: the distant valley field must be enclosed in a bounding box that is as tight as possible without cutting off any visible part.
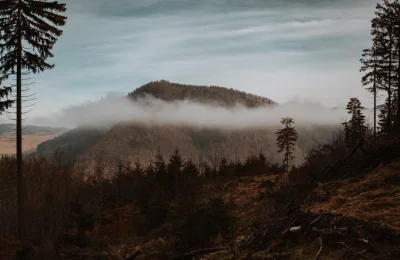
[0,124,68,155]
[0,133,61,155]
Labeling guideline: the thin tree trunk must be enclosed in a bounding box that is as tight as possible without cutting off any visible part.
[388,27,393,132]
[16,1,24,242]
[286,136,289,172]
[374,57,377,139]
[397,44,400,126]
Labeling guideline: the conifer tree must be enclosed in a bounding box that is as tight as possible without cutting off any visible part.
[378,95,398,134]
[275,117,298,172]
[218,156,229,177]
[203,161,213,180]
[181,159,199,199]
[132,160,144,176]
[343,98,367,148]
[0,0,67,240]
[154,150,167,181]
[167,149,184,199]
[183,159,199,180]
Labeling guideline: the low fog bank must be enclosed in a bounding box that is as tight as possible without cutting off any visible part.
[28,94,362,130]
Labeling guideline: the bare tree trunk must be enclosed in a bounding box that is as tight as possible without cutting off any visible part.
[387,27,393,132]
[397,45,400,126]
[373,57,377,139]
[16,2,24,242]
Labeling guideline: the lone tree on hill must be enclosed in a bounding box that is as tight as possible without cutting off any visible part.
[343,98,368,149]
[275,117,298,172]
[0,0,67,241]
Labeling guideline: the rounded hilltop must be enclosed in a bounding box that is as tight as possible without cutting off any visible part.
[128,80,276,108]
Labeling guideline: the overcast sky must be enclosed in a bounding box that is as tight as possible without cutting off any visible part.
[2,0,380,122]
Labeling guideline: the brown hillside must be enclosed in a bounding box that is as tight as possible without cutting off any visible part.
[86,123,290,168]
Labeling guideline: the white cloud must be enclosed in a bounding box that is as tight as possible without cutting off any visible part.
[29,94,350,129]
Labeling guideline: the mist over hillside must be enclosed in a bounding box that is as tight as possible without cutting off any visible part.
[29,81,355,130]
[34,81,350,168]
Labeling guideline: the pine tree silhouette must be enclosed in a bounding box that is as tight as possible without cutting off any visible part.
[275,117,298,172]
[0,0,67,240]
[167,148,184,199]
[378,95,397,134]
[343,98,367,148]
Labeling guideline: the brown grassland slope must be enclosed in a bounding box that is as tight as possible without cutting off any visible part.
[304,160,400,233]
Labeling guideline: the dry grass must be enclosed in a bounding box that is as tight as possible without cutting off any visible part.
[0,133,60,155]
[304,161,400,233]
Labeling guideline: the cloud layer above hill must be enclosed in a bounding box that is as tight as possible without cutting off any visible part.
[28,94,372,130]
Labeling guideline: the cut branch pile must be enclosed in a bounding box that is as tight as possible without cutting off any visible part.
[232,210,400,259]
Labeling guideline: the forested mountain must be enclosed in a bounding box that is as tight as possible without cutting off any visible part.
[35,81,333,168]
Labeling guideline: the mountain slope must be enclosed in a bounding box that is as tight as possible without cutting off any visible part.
[36,127,107,162]
[86,123,288,167]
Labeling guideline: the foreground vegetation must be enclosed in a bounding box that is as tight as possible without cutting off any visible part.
[1,125,400,259]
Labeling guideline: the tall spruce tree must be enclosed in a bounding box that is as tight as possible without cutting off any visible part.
[0,0,67,240]
[275,117,298,172]
[379,95,398,133]
[167,149,184,200]
[343,98,367,148]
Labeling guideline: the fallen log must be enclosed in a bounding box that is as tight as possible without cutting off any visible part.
[335,242,374,260]
[314,237,323,260]
[169,247,228,259]
[125,249,142,260]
